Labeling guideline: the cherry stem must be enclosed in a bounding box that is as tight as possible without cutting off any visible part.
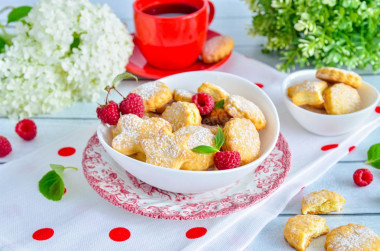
[112,86,125,99]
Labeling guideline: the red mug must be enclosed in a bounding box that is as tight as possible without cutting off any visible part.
[133,0,215,70]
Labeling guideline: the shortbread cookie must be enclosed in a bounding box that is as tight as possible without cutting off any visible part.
[301,105,327,114]
[222,118,260,165]
[162,101,202,131]
[131,81,173,112]
[202,108,231,126]
[130,152,146,162]
[224,95,266,130]
[287,80,328,107]
[175,126,215,171]
[155,101,173,114]
[201,35,234,64]
[142,112,161,119]
[324,83,361,115]
[325,224,380,251]
[140,128,195,169]
[198,82,229,102]
[302,189,346,215]
[201,124,218,134]
[316,67,362,88]
[173,89,194,102]
[284,215,329,251]
[112,114,171,156]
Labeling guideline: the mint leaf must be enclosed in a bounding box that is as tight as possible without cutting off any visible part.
[365,143,380,169]
[7,6,32,24]
[214,99,225,109]
[69,32,81,52]
[0,37,5,53]
[192,145,219,153]
[111,72,138,87]
[214,126,225,150]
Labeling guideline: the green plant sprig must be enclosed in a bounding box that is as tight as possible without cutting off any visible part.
[192,126,225,153]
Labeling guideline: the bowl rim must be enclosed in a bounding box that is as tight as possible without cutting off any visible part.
[282,69,380,118]
[97,70,280,175]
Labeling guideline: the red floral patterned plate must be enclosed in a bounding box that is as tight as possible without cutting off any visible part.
[82,133,291,220]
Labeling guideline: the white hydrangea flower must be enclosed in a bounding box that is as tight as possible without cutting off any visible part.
[0,0,134,119]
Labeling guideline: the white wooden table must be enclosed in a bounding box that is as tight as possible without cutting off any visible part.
[1,1,379,250]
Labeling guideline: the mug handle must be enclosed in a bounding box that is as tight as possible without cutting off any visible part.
[207,0,215,25]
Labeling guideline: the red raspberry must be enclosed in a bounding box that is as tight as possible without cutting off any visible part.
[0,136,12,157]
[96,101,120,125]
[353,168,373,187]
[192,93,215,115]
[214,151,241,170]
[15,119,37,141]
[119,93,145,118]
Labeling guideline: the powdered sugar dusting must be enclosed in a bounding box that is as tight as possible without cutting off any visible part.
[328,83,361,113]
[175,126,214,149]
[131,81,167,101]
[328,225,379,250]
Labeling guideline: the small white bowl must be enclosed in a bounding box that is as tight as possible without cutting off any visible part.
[97,71,280,194]
[283,70,379,136]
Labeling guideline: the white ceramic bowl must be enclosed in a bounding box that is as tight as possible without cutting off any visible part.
[97,71,280,194]
[283,70,379,136]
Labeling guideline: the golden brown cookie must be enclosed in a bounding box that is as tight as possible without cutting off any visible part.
[201,35,234,64]
[202,108,231,126]
[162,101,202,131]
[224,95,266,130]
[323,83,361,115]
[222,118,260,165]
[131,81,173,112]
[201,124,219,134]
[301,189,346,215]
[142,112,161,119]
[316,67,362,89]
[198,82,229,102]
[112,114,171,156]
[130,152,146,162]
[287,80,328,107]
[284,215,329,251]
[173,89,194,102]
[325,224,380,251]
[175,126,215,171]
[140,127,195,169]
[301,105,327,114]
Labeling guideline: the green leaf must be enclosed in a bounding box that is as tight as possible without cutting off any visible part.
[365,143,380,169]
[0,37,5,53]
[49,164,78,177]
[214,126,225,150]
[7,6,32,24]
[111,72,138,87]
[214,99,225,109]
[192,145,219,153]
[38,171,65,201]
[69,32,81,52]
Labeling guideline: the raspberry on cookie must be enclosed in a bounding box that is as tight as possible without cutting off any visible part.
[131,81,173,112]
[316,67,362,89]
[162,101,202,131]
[323,83,361,115]
[201,35,234,64]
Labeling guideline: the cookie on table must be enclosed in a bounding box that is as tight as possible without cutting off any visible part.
[222,118,260,165]
[175,126,215,171]
[202,108,231,126]
[284,215,329,251]
[198,82,229,102]
[131,81,173,112]
[316,67,362,89]
[201,35,234,64]
[325,224,380,251]
[173,88,194,102]
[323,83,361,115]
[162,101,202,131]
[287,80,328,107]
[301,189,346,215]
[224,95,266,130]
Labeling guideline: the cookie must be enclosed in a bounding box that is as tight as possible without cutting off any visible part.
[202,108,231,126]
[201,124,219,134]
[222,118,260,165]
[112,114,171,156]
[301,105,327,114]
[316,67,362,89]
[175,126,215,171]
[162,101,202,131]
[140,127,195,169]
[224,95,266,130]
[323,83,361,115]
[142,112,161,119]
[201,35,234,64]
[287,80,328,107]
[173,88,194,102]
[131,81,173,112]
[198,82,229,102]
[325,224,380,251]
[301,189,346,215]
[130,152,146,162]
[284,215,329,251]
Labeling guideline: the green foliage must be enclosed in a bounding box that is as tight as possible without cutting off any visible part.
[245,0,380,71]
[366,143,380,168]
[7,6,32,24]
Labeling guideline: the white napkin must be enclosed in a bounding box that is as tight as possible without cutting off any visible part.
[0,52,379,251]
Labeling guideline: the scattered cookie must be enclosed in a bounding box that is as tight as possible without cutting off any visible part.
[173,88,194,102]
[131,81,173,112]
[324,83,361,115]
[302,189,346,215]
[201,35,234,64]
[198,82,229,102]
[162,101,202,131]
[222,118,260,165]
[316,67,362,89]
[224,95,266,130]
[175,126,215,171]
[287,80,328,107]
[325,224,380,251]
[284,215,329,251]
[202,108,231,126]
